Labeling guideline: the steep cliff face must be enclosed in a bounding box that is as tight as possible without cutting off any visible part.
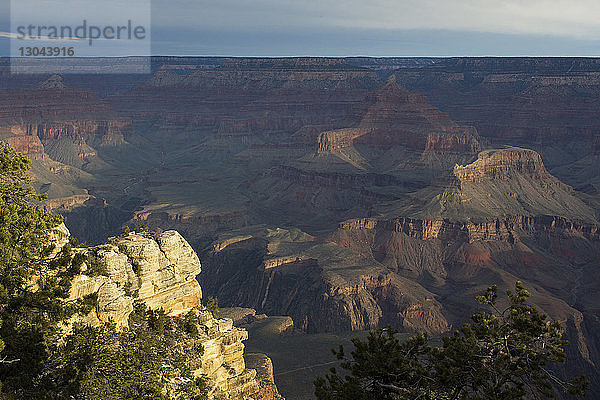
[61,228,282,400]
[245,353,283,400]
[317,128,369,153]
[0,132,45,159]
[200,227,451,335]
[34,119,129,145]
[0,76,133,167]
[372,215,600,243]
[422,132,481,159]
[454,148,549,182]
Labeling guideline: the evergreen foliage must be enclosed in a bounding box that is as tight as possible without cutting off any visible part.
[315,282,589,400]
[43,307,208,400]
[205,297,220,319]
[0,141,74,394]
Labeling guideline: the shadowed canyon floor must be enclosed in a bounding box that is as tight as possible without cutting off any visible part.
[2,57,600,398]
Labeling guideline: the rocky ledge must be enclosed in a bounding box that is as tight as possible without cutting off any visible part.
[317,128,369,153]
[57,227,282,400]
[454,147,549,183]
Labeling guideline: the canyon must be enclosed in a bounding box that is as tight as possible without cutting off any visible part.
[2,56,600,398]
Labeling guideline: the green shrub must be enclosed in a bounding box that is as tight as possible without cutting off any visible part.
[205,297,220,319]
[86,252,108,277]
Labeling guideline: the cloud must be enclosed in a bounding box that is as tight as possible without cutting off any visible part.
[1,0,598,56]
[151,0,600,39]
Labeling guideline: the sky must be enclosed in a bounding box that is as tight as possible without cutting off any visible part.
[1,0,600,57]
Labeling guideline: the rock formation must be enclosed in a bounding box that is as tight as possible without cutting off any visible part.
[111,57,377,144]
[315,78,480,157]
[454,147,549,182]
[244,353,283,400]
[394,58,600,144]
[388,147,597,222]
[59,227,282,400]
[200,226,451,335]
[317,128,369,153]
[422,132,481,155]
[392,57,600,194]
[0,132,46,160]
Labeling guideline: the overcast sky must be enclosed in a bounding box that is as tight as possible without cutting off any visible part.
[1,0,600,56]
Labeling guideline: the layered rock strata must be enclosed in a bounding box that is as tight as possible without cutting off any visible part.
[315,79,480,155]
[454,147,549,182]
[0,75,133,165]
[60,228,280,399]
[201,227,451,335]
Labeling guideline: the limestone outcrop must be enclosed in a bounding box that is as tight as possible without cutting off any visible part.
[454,147,550,183]
[64,230,202,326]
[245,353,284,400]
[58,228,281,399]
[193,310,261,399]
[108,230,203,314]
[385,147,598,222]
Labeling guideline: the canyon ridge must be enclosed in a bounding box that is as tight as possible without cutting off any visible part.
[2,56,600,399]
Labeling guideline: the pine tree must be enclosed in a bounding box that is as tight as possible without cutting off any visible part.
[0,141,76,395]
[315,282,589,400]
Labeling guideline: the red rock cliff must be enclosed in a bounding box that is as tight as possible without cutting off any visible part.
[454,147,549,182]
